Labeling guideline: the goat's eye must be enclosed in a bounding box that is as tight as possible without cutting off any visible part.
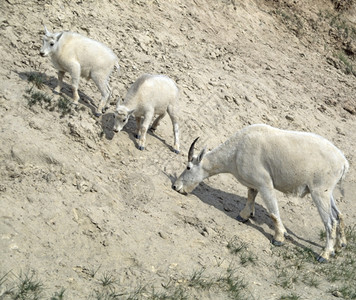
[50,42,54,46]
[123,118,126,123]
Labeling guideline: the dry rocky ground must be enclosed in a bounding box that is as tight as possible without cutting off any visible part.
[0,0,356,299]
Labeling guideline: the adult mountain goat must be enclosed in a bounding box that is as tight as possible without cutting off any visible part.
[113,74,180,153]
[40,26,119,116]
[173,124,349,262]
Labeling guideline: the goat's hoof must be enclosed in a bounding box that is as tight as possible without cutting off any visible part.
[317,255,328,263]
[135,134,141,139]
[236,215,249,223]
[94,112,102,117]
[173,149,180,154]
[271,239,284,246]
[138,146,145,151]
[150,127,156,132]
[341,243,347,248]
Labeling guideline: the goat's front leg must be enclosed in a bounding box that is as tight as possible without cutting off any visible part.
[137,111,154,151]
[69,62,81,105]
[237,188,258,222]
[260,186,287,246]
[55,71,65,94]
[135,116,142,139]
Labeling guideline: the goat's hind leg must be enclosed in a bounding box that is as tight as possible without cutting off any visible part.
[237,188,258,223]
[151,112,166,132]
[167,104,180,154]
[92,73,111,117]
[311,190,337,262]
[331,195,347,252]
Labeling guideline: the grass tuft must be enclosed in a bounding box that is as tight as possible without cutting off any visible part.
[227,236,257,266]
[13,271,44,300]
[98,272,117,288]
[279,293,301,300]
[27,73,45,90]
[57,97,73,117]
[50,288,66,300]
[24,70,75,117]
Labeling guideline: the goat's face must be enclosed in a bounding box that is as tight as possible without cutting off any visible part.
[113,106,133,132]
[40,26,62,57]
[173,137,207,194]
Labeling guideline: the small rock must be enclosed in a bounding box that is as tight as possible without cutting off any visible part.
[158,231,167,239]
[332,290,342,297]
[285,115,294,121]
[223,202,234,212]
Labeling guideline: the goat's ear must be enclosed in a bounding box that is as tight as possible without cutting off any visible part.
[116,96,122,106]
[55,32,63,42]
[197,147,206,163]
[44,25,50,36]
[128,109,135,116]
[115,97,122,110]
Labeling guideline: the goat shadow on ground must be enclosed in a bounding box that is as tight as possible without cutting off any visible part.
[167,176,323,256]
[101,113,142,147]
[149,129,177,153]
[105,113,176,152]
[18,71,99,115]
[101,112,116,140]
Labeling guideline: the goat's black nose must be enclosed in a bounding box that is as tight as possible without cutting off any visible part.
[172,185,177,191]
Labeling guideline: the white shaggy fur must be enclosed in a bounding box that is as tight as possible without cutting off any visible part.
[40,26,119,116]
[113,74,180,153]
[173,124,349,262]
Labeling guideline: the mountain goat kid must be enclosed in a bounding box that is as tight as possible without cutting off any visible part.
[113,74,180,153]
[173,124,349,262]
[40,26,119,116]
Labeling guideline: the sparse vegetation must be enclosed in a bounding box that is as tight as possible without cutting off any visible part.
[98,272,117,288]
[270,225,356,298]
[2,1,356,300]
[271,2,356,77]
[24,71,74,117]
[279,293,301,300]
[0,271,45,300]
[337,52,356,76]
[50,288,66,300]
[1,267,248,300]
[57,96,73,117]
[27,73,46,90]
[227,236,257,266]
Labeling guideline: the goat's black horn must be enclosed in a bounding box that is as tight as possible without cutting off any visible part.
[188,137,199,162]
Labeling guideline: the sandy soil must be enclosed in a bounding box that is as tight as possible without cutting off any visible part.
[0,0,356,299]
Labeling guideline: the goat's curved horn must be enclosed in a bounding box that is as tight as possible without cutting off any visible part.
[188,137,199,162]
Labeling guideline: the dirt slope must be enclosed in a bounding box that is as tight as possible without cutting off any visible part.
[0,0,356,299]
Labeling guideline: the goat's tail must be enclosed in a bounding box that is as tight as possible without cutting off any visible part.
[339,159,349,198]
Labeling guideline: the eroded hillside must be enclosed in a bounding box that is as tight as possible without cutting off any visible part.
[1,0,356,299]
